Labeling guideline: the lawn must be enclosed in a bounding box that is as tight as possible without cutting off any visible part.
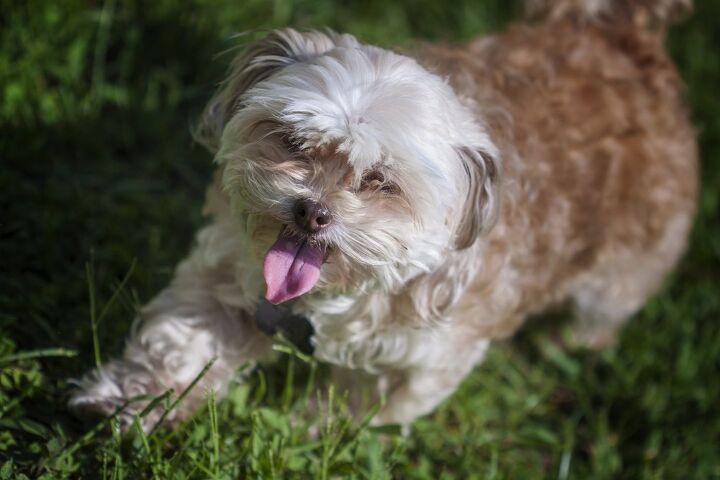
[1,0,719,478]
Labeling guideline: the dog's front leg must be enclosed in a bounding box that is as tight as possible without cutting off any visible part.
[69,234,271,431]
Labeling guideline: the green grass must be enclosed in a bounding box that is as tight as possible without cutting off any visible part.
[1,0,719,478]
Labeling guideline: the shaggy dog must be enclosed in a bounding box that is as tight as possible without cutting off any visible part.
[70,0,697,430]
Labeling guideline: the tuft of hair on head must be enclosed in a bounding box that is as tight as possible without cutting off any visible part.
[193,28,359,154]
[523,0,693,31]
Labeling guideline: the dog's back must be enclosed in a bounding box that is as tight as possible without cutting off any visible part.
[424,0,698,343]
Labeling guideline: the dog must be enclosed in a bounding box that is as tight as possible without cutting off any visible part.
[70,0,698,431]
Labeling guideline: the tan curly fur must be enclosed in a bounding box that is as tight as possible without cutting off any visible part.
[416,3,697,341]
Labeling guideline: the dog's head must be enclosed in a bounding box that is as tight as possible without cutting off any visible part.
[197,29,500,305]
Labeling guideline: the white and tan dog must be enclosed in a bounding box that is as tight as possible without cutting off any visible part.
[70,0,697,430]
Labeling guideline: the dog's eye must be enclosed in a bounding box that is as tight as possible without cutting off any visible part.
[361,171,385,187]
[379,182,401,195]
[360,171,400,195]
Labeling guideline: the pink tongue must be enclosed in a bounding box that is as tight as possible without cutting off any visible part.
[263,233,324,304]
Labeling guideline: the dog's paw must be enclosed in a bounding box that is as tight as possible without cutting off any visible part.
[68,373,135,428]
[68,361,161,432]
[69,387,169,433]
[68,390,122,420]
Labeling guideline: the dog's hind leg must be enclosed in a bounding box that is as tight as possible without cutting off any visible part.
[369,338,490,427]
[569,210,694,349]
[569,273,651,348]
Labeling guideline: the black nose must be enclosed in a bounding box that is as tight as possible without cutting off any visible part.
[293,199,332,233]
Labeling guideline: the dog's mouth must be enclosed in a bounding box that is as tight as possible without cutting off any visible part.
[263,226,328,305]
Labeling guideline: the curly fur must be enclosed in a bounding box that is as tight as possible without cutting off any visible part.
[70,0,697,431]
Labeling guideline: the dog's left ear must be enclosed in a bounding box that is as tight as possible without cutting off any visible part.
[453,145,501,249]
[194,29,357,152]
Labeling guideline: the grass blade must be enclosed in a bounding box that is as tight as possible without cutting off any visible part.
[0,347,77,364]
[207,389,220,477]
[97,258,137,325]
[86,259,101,368]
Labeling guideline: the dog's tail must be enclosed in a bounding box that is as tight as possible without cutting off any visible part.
[524,0,692,31]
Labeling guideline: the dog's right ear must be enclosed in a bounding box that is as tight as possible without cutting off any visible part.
[194,29,357,152]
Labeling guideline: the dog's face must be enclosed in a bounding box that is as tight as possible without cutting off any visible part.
[198,29,499,305]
